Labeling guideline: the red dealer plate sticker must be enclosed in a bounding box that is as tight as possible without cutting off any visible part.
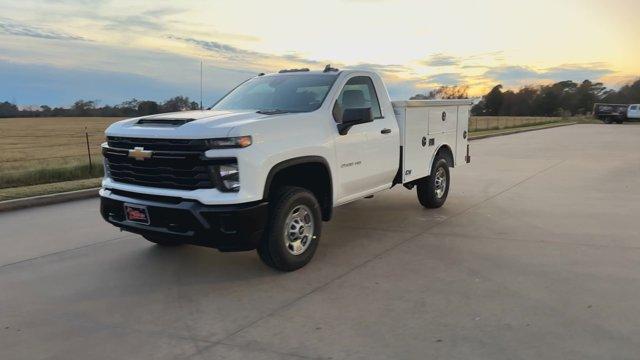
[124,204,150,225]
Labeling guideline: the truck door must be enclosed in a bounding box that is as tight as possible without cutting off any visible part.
[332,76,398,200]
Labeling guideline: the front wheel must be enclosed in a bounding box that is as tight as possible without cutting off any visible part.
[258,186,322,271]
[416,156,450,208]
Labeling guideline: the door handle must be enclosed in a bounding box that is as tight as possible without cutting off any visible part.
[381,128,392,134]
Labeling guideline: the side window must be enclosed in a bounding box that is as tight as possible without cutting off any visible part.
[333,76,382,122]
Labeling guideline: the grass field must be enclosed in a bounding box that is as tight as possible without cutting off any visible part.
[0,117,123,188]
[0,115,594,193]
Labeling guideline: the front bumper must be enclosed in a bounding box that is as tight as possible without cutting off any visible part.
[100,188,268,251]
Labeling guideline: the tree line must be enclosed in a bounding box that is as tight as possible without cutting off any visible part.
[410,78,640,117]
[0,96,201,118]
[2,78,639,118]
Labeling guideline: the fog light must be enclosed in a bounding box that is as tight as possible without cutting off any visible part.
[217,163,239,191]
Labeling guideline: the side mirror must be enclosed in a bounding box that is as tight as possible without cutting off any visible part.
[337,107,373,135]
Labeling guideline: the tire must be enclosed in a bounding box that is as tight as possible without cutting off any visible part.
[603,118,612,124]
[257,186,322,271]
[615,119,623,124]
[143,235,183,247]
[416,155,450,208]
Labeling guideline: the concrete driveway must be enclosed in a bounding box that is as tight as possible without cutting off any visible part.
[1,124,640,359]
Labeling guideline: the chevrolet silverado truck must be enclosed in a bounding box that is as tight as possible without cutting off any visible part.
[100,66,472,271]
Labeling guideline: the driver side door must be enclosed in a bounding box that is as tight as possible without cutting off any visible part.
[332,75,397,203]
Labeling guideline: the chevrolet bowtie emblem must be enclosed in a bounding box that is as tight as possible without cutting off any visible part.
[128,147,153,161]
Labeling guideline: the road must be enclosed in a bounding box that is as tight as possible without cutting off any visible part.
[2,124,640,360]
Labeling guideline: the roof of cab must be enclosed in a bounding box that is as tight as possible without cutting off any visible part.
[260,69,375,77]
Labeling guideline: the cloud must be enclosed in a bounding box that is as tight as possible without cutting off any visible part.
[422,53,459,67]
[344,63,409,74]
[484,66,539,82]
[542,63,614,81]
[0,19,86,41]
[424,72,464,86]
[166,35,323,70]
[167,35,261,61]
[483,63,615,85]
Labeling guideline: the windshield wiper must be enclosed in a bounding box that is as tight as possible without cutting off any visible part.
[256,109,292,115]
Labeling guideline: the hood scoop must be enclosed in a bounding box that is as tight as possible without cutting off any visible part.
[136,118,196,126]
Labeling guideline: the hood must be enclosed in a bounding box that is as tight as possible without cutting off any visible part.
[105,110,272,139]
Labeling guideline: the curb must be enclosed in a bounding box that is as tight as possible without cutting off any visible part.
[469,122,576,141]
[0,188,100,213]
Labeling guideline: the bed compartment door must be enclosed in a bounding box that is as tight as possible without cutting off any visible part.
[456,105,470,165]
[402,107,429,183]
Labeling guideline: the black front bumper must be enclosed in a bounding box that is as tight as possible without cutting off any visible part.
[100,189,268,251]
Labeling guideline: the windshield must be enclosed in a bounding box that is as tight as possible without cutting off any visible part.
[212,74,338,113]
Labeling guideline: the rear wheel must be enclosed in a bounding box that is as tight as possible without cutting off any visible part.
[143,235,183,247]
[416,155,450,208]
[258,186,321,271]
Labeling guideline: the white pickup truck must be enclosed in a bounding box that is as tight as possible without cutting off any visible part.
[100,66,472,271]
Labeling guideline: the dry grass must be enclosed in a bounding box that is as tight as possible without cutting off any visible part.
[0,117,122,188]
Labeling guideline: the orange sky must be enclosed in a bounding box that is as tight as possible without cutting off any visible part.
[0,0,638,104]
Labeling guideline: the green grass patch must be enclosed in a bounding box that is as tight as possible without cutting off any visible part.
[0,160,104,189]
[469,121,575,139]
[0,178,102,201]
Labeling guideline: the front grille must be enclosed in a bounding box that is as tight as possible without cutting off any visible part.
[103,138,235,191]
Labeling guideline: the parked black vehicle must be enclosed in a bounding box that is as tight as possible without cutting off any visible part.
[593,103,628,124]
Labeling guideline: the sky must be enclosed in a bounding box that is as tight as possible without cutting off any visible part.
[0,0,639,107]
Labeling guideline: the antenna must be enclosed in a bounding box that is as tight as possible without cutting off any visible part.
[200,60,203,110]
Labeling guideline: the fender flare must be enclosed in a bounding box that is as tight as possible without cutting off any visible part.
[429,144,455,172]
[262,156,333,200]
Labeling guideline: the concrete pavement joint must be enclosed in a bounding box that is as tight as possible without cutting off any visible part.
[0,233,136,270]
[425,231,640,250]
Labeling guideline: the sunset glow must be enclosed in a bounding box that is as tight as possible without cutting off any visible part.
[1,0,638,105]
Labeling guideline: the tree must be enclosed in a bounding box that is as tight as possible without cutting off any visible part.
[410,86,469,100]
[137,101,160,115]
[483,85,504,115]
[161,96,193,112]
[603,79,640,104]
[71,100,97,116]
[0,101,19,117]
[572,80,608,115]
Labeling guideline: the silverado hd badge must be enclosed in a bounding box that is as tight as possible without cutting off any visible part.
[128,146,153,161]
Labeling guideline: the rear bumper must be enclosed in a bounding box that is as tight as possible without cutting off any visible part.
[100,188,268,251]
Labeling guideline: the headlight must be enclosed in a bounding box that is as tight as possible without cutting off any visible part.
[214,163,240,191]
[204,136,252,149]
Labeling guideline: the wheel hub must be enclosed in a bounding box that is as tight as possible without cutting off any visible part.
[434,167,447,199]
[284,205,314,255]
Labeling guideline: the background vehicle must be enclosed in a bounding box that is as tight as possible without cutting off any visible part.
[100,67,472,271]
[627,104,640,120]
[593,103,628,123]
